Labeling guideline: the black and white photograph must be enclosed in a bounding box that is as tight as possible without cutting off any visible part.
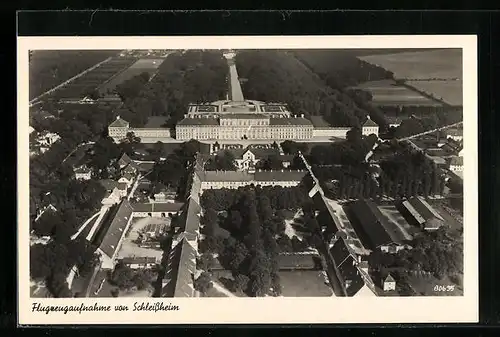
[18,36,478,324]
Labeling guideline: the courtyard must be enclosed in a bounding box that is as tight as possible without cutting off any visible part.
[115,216,171,261]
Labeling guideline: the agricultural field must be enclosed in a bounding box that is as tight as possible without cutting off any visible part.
[29,50,119,100]
[406,80,463,107]
[358,49,462,80]
[353,80,442,107]
[97,58,166,95]
[48,56,138,100]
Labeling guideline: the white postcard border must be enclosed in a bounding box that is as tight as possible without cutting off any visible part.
[18,35,478,325]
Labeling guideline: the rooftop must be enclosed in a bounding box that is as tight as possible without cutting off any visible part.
[404,196,444,223]
[99,179,119,191]
[200,170,306,183]
[329,237,365,296]
[109,116,129,128]
[349,199,407,250]
[120,256,157,265]
[363,117,379,127]
[131,202,184,213]
[177,118,219,126]
[161,238,197,297]
[219,147,280,160]
[220,113,268,119]
[97,200,134,259]
[269,117,312,126]
[450,156,464,166]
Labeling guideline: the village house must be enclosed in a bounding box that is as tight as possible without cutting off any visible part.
[37,131,61,147]
[118,172,136,187]
[449,156,464,173]
[347,199,411,254]
[216,146,285,171]
[399,196,445,231]
[197,169,307,193]
[383,274,397,292]
[119,256,159,269]
[445,128,463,142]
[161,238,197,297]
[74,166,92,180]
[362,116,379,137]
[329,236,377,297]
[131,202,184,218]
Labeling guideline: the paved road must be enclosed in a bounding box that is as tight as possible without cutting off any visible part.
[61,141,96,163]
[397,121,463,142]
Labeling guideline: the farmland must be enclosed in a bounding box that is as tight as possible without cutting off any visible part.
[97,58,166,95]
[29,50,119,100]
[406,80,463,107]
[352,80,442,107]
[358,49,463,80]
[47,57,139,100]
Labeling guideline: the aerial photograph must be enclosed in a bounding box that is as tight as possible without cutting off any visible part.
[28,48,464,299]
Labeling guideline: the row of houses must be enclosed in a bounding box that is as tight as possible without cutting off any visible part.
[94,199,186,270]
[300,151,444,296]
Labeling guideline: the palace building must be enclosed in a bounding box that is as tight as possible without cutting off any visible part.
[108,51,379,143]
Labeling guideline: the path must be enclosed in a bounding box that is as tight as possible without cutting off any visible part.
[86,206,111,242]
[30,56,116,104]
[70,210,101,241]
[212,281,236,297]
[397,121,463,142]
[61,141,96,164]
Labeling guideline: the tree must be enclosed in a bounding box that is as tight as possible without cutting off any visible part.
[233,274,250,293]
[122,131,141,145]
[258,155,283,170]
[248,249,272,297]
[198,253,217,271]
[346,127,362,142]
[109,263,135,290]
[194,272,213,294]
[205,150,237,171]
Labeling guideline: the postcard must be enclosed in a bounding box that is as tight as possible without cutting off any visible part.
[18,35,478,325]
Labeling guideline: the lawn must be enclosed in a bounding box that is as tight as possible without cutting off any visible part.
[97,58,165,95]
[278,270,333,297]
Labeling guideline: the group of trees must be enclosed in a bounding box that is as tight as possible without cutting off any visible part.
[235,50,370,128]
[108,262,157,293]
[393,111,462,139]
[307,133,378,166]
[369,226,463,282]
[200,185,307,213]
[117,51,228,129]
[149,140,203,194]
[294,50,394,130]
[198,186,325,297]
[293,50,394,88]
[315,143,447,200]
[115,72,151,102]
[204,150,237,171]
[29,98,123,297]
